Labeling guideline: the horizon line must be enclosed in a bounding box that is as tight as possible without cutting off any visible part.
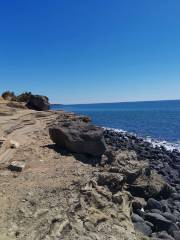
[51,98,180,105]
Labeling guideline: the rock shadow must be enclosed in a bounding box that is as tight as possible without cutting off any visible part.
[43,144,101,166]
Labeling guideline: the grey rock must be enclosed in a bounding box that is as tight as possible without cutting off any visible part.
[160,200,170,212]
[131,213,144,223]
[26,95,50,111]
[158,231,174,239]
[49,121,106,157]
[146,198,163,211]
[8,161,26,172]
[134,221,152,236]
[162,212,176,223]
[150,209,163,214]
[145,221,154,228]
[168,223,179,236]
[145,213,172,231]
[173,231,180,240]
[171,193,180,201]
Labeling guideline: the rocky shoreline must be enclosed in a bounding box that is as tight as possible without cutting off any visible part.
[0,99,180,240]
[104,129,180,239]
[48,108,180,239]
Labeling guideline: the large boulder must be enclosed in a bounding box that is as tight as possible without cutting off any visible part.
[26,95,50,111]
[49,120,107,157]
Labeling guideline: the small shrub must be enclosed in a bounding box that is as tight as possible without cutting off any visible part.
[1,91,16,101]
[17,92,32,102]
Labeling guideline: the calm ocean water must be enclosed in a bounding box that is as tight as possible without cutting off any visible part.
[51,100,180,150]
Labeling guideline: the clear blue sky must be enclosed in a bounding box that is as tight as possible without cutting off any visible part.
[0,0,180,104]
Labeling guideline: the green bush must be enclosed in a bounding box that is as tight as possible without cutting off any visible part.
[17,92,32,102]
[1,91,16,101]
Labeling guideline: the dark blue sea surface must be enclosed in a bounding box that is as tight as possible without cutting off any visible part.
[51,100,180,146]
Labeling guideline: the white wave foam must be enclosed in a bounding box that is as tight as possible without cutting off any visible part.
[104,127,180,152]
[145,137,180,152]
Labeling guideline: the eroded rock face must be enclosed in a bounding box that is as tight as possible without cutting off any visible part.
[102,149,172,199]
[77,179,139,240]
[26,95,50,111]
[49,121,107,157]
[97,172,125,193]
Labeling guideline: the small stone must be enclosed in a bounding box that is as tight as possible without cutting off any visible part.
[168,223,180,236]
[146,198,162,211]
[8,161,25,172]
[160,200,169,212]
[9,140,20,149]
[173,230,180,240]
[134,221,152,236]
[131,213,144,223]
[150,209,163,214]
[145,213,172,231]
[145,221,154,228]
[171,193,180,201]
[158,231,174,240]
[162,212,176,223]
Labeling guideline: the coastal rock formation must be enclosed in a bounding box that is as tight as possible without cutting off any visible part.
[49,120,107,156]
[0,105,145,240]
[1,101,180,239]
[26,94,50,111]
[104,129,180,239]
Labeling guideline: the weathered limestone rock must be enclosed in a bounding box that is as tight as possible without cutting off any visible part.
[127,170,172,199]
[97,172,125,193]
[79,180,139,240]
[105,150,148,183]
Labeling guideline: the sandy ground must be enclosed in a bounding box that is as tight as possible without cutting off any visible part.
[0,105,94,239]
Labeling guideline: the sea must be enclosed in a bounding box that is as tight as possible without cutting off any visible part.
[51,100,180,151]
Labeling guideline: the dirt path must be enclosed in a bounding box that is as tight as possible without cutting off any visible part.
[0,109,95,240]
